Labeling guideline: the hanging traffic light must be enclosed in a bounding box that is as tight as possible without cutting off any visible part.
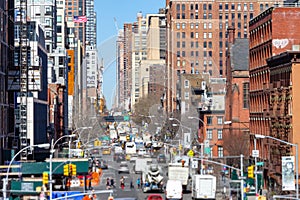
[248,165,254,178]
[64,164,69,176]
[42,172,49,185]
[71,164,77,176]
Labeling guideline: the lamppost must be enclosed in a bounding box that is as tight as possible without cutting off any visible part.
[255,134,299,199]
[49,134,76,200]
[3,143,50,199]
[188,116,207,175]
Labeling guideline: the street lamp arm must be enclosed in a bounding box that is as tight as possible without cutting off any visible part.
[52,134,76,150]
[266,135,295,147]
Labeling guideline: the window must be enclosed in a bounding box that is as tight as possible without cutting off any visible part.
[203,13,207,19]
[208,23,212,29]
[176,4,180,11]
[182,4,185,11]
[182,41,186,48]
[204,51,207,57]
[250,3,253,11]
[182,51,186,57]
[219,32,223,39]
[191,42,194,48]
[217,129,223,139]
[57,15,62,23]
[232,13,235,20]
[195,32,199,38]
[196,51,199,57]
[219,41,223,48]
[208,32,212,38]
[208,13,212,19]
[217,116,223,124]
[203,4,207,10]
[196,42,199,48]
[203,41,207,48]
[204,60,207,66]
[182,32,186,38]
[190,4,194,10]
[177,42,180,48]
[219,3,222,10]
[204,33,207,38]
[182,13,185,19]
[191,51,194,57]
[207,129,213,139]
[204,23,207,29]
[59,67,64,77]
[184,80,189,88]
[208,4,212,10]
[176,23,180,29]
[191,32,194,38]
[244,3,248,11]
[208,60,212,66]
[219,23,223,29]
[225,3,229,10]
[208,42,212,48]
[218,146,223,157]
[207,116,213,125]
[232,3,235,10]
[209,51,212,57]
[190,23,194,29]
[185,92,189,99]
[195,23,199,29]
[219,14,222,20]
[177,51,180,57]
[177,60,180,67]
[177,32,180,39]
[238,3,241,11]
[243,82,249,108]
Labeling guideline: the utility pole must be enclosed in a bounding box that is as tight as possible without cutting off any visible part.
[18,0,29,161]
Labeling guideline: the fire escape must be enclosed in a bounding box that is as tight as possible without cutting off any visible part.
[19,0,29,161]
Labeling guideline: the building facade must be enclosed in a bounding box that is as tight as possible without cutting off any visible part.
[165,0,284,113]
[249,5,300,189]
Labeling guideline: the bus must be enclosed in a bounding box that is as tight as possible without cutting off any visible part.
[125,142,137,155]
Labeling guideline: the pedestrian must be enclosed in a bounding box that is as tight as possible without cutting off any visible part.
[110,178,115,188]
[130,180,134,189]
[106,178,110,189]
[120,176,125,190]
[136,178,141,189]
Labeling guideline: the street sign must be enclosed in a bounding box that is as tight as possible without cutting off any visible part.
[187,150,194,157]
[256,162,264,166]
[204,140,209,148]
[192,159,198,169]
[252,150,259,158]
[238,176,247,180]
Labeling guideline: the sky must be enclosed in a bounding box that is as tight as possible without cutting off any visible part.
[94,0,165,109]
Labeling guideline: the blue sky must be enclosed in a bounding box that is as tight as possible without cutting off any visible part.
[94,0,165,109]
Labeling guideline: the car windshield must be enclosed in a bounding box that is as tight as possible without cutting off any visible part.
[120,164,128,167]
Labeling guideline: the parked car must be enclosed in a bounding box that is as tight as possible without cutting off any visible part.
[118,162,130,174]
[146,194,163,200]
[157,154,166,163]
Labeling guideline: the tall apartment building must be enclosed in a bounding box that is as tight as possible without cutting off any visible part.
[1,1,15,164]
[165,0,284,112]
[116,30,125,109]
[85,0,97,46]
[65,0,86,46]
[56,0,66,48]
[249,4,300,190]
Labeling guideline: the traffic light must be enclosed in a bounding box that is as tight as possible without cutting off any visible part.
[248,165,254,178]
[181,160,185,167]
[64,164,69,176]
[42,172,49,185]
[71,164,77,176]
[179,144,183,150]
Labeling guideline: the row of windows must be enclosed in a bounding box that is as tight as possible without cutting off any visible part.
[176,3,256,12]
[176,41,214,49]
[206,129,223,140]
[219,13,254,21]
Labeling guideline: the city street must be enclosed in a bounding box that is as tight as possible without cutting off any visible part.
[94,154,193,200]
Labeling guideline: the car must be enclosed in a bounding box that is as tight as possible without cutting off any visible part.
[102,146,111,155]
[114,153,126,162]
[118,162,130,174]
[98,159,108,169]
[157,154,166,163]
[146,194,163,200]
[138,148,147,156]
[130,154,138,163]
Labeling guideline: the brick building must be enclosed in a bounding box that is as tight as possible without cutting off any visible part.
[223,27,250,157]
[249,5,300,190]
[165,0,284,112]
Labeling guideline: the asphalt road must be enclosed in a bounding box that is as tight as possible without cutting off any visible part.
[93,153,193,200]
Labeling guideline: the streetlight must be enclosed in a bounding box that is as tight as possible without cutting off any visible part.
[49,134,76,200]
[3,143,50,199]
[255,134,299,199]
[188,116,207,175]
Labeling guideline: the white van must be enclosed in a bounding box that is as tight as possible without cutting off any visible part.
[165,180,183,200]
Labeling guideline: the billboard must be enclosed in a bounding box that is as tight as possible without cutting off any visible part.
[282,156,295,191]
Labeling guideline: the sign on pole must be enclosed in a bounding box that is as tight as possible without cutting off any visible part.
[252,150,259,158]
[282,156,295,191]
[192,158,198,169]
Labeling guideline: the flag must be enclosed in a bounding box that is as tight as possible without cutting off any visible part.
[73,16,88,23]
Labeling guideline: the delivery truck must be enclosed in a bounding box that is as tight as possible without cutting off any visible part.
[191,174,216,199]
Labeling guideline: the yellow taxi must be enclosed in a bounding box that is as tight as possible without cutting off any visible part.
[101,146,111,155]
[125,154,131,160]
